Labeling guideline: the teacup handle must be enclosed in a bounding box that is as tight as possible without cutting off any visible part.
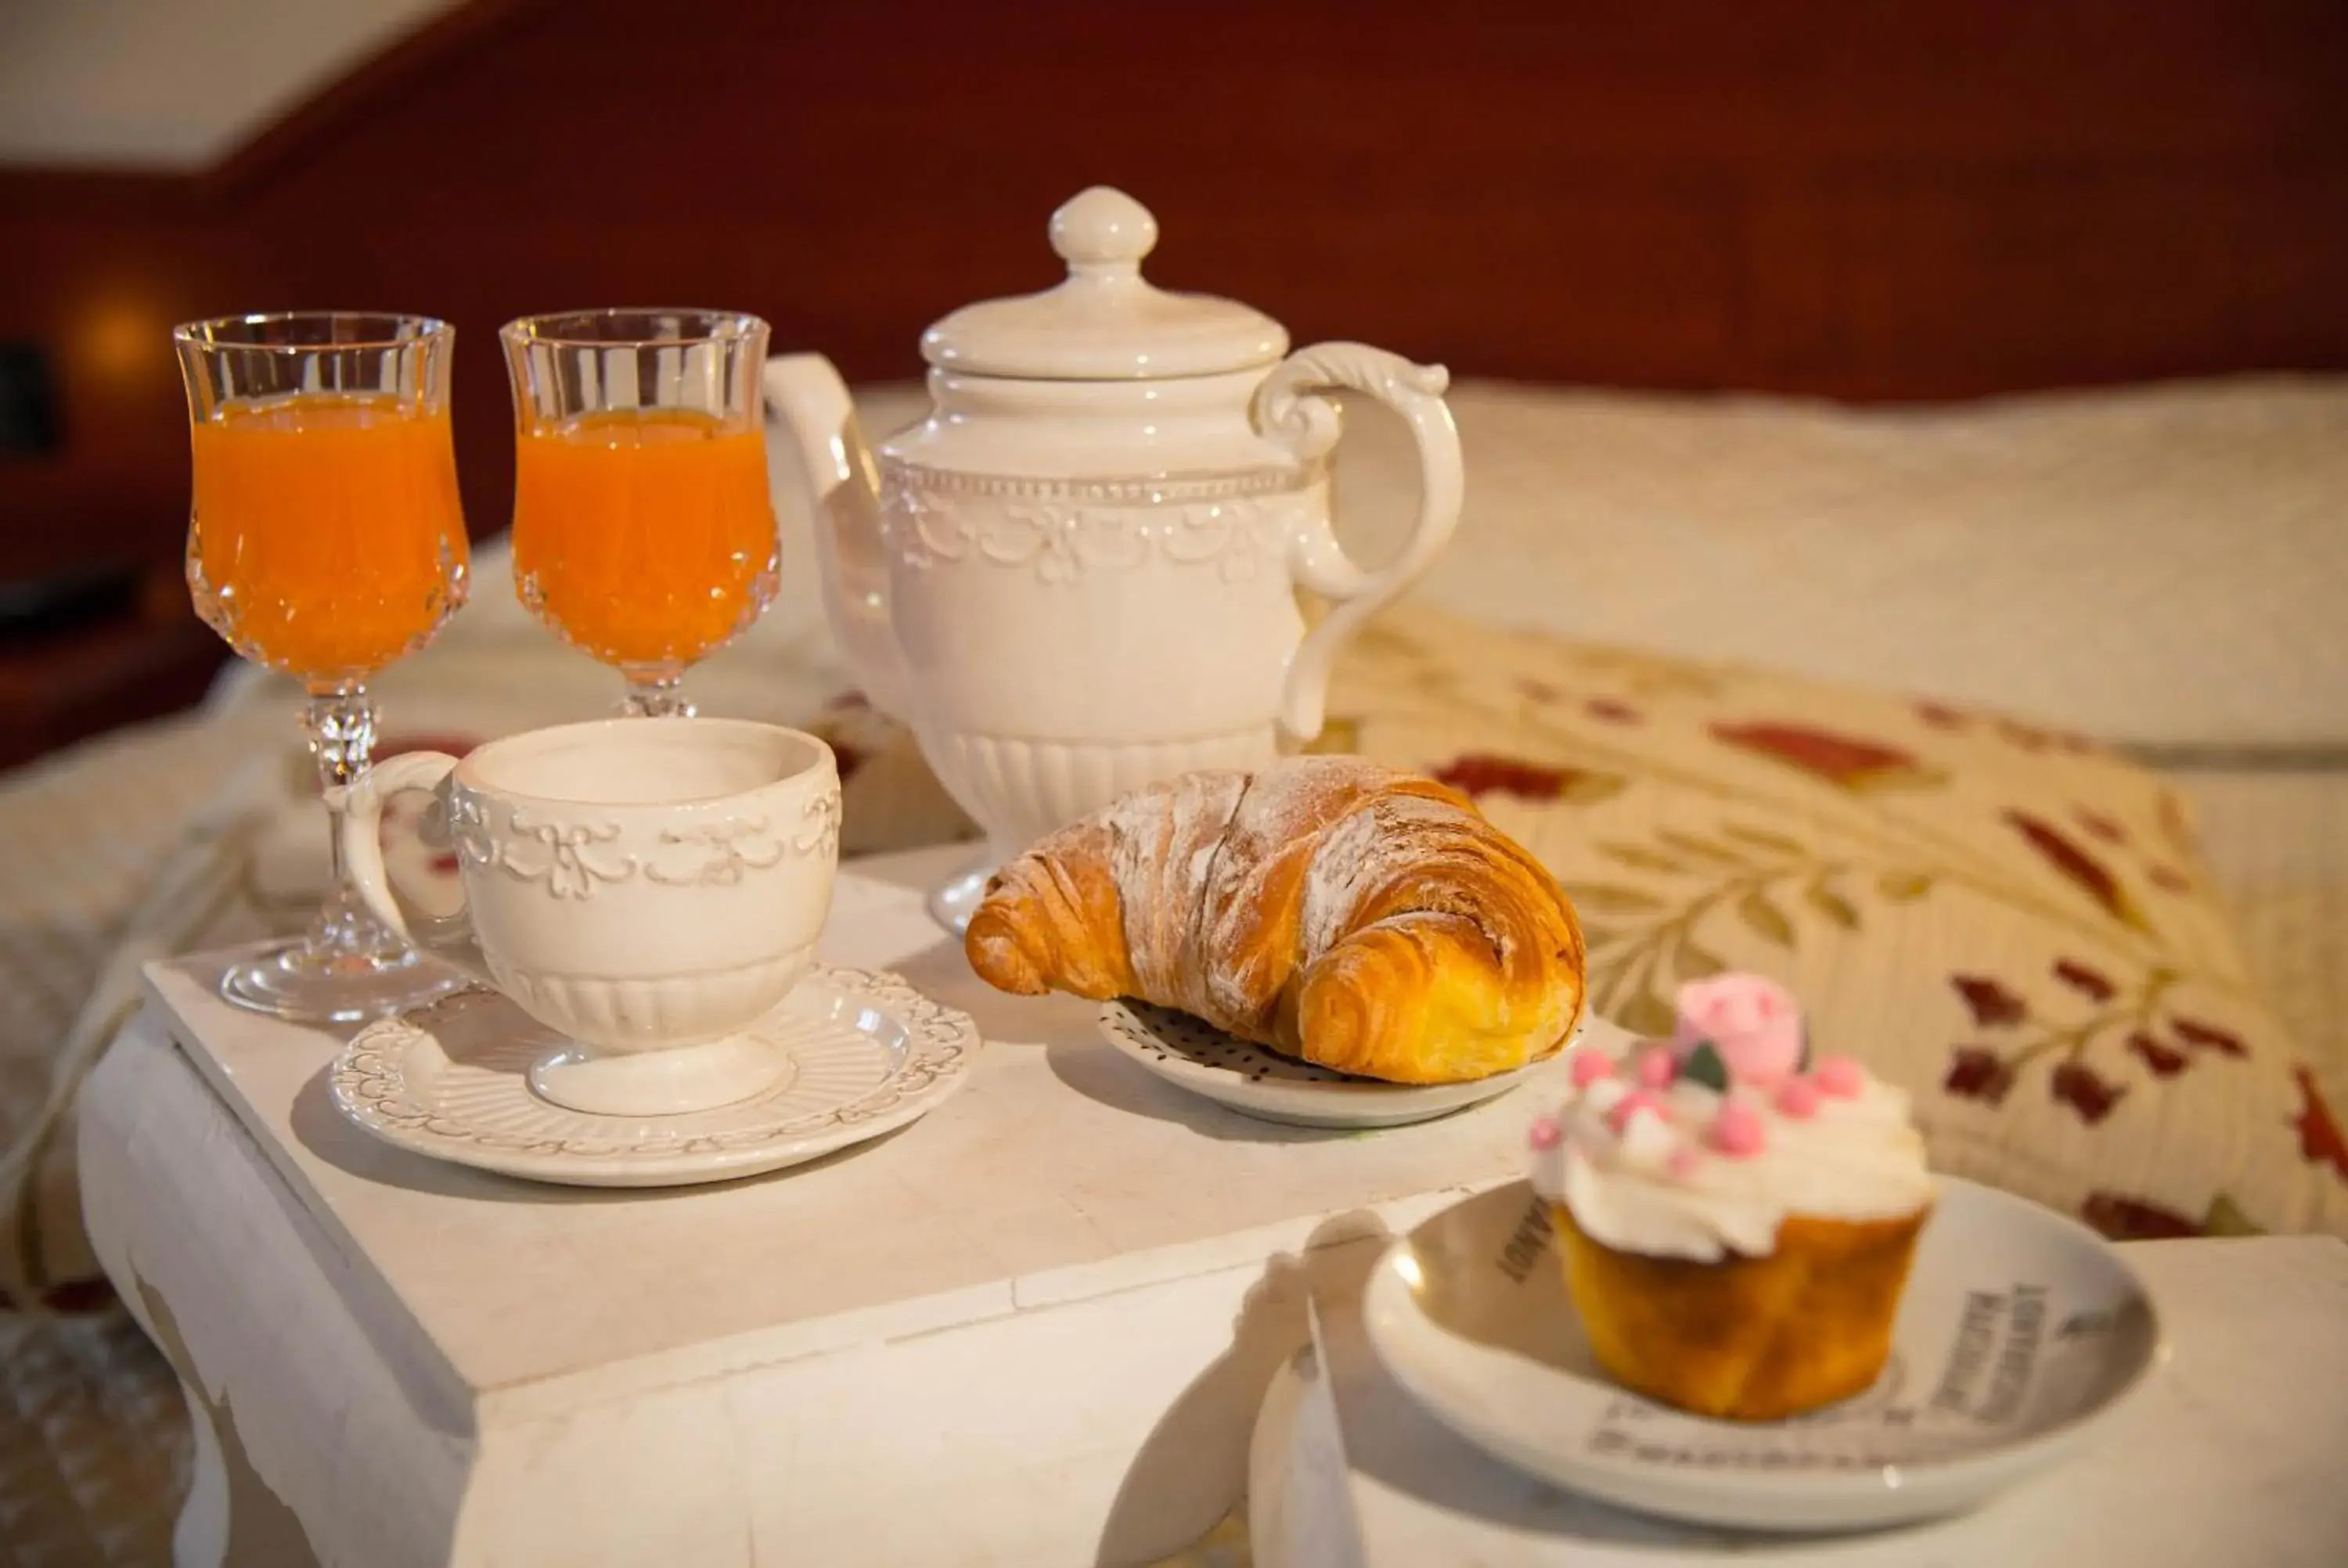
[1252,341,1464,745]
[333,753,494,987]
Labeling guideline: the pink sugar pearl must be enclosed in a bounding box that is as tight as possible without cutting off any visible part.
[1528,1116,1563,1152]
[1568,1050,1616,1088]
[1666,1145,1704,1179]
[1634,1045,1678,1089]
[1813,1055,1866,1099]
[1775,1077,1822,1120]
[1708,1099,1767,1157]
[1605,1088,1666,1136]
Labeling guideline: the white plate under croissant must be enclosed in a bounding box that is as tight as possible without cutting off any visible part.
[1098,1001,1601,1128]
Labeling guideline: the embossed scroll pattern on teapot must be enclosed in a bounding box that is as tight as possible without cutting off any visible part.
[765,187,1464,930]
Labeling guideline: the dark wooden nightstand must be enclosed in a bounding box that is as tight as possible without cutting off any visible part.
[0,564,227,771]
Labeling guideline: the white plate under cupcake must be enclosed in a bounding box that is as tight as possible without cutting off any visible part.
[1357,1176,2164,1533]
[1097,1000,1612,1129]
[330,964,978,1187]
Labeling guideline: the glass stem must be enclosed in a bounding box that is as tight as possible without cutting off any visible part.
[301,687,394,961]
[621,671,693,717]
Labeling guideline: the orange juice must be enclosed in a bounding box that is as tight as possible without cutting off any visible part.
[188,394,469,685]
[510,409,778,671]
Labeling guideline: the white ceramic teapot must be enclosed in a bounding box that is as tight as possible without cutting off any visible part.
[765,187,1462,930]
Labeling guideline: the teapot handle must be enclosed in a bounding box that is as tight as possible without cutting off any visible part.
[1252,342,1464,745]
[762,354,914,722]
[333,754,494,987]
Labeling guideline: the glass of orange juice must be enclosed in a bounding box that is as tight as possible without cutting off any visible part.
[175,311,472,1023]
[499,310,780,716]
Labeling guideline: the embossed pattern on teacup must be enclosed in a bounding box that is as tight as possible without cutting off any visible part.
[441,781,842,900]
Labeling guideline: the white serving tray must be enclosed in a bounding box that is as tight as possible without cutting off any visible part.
[115,844,1631,1566]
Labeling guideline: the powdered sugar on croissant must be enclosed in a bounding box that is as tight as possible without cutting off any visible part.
[967,757,1586,1084]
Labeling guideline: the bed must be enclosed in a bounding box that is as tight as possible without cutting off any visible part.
[3,370,2343,1563]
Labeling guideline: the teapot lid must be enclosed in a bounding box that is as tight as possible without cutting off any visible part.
[920,188,1288,380]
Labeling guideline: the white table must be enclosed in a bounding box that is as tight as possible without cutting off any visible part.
[75,846,1619,1567]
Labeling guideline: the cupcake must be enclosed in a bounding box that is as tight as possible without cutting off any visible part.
[1528,974,1934,1422]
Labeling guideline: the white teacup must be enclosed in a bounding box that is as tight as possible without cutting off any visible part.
[339,717,841,1117]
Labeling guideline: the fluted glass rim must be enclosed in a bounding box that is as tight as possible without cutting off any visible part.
[499,307,767,351]
[172,311,452,353]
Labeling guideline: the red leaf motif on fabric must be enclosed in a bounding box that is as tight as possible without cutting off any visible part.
[2291,1066,2348,1182]
[1951,974,2027,1027]
[2051,1061,2126,1124]
[2072,807,2125,844]
[1585,697,1643,725]
[2081,1192,2203,1242]
[2003,810,2148,932]
[2127,1031,2187,1077]
[1996,717,2054,753]
[1432,754,1581,802]
[2171,1017,2246,1058]
[1916,701,1968,731]
[2155,790,2196,858]
[1943,1046,2015,1104]
[828,689,873,713]
[1710,722,1941,791]
[2148,865,2192,894]
[2051,958,2116,1002]
[427,852,461,877]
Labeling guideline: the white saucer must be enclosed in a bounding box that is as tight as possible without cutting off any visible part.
[330,965,979,1188]
[1361,1178,2163,1532]
[1097,1000,1601,1129]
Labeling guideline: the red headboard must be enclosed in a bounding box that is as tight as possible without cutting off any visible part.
[5,0,2347,593]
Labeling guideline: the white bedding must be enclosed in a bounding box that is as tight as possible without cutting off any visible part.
[0,372,2342,1566]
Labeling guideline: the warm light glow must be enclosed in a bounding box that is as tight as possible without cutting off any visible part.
[1393,1253,1425,1291]
[81,293,167,386]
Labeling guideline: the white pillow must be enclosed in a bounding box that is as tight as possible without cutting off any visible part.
[1385,376,2348,750]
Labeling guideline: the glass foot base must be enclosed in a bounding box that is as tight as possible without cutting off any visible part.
[925,858,999,937]
[221,941,468,1027]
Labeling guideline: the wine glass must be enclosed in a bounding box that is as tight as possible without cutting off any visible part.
[499,310,780,716]
[175,311,471,1023]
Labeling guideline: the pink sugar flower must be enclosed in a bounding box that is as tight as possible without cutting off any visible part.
[1528,1115,1562,1152]
[1708,1099,1767,1157]
[1674,973,1806,1088]
[1633,1045,1678,1090]
[1813,1055,1866,1099]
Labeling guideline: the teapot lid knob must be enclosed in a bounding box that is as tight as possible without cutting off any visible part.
[1050,186,1158,275]
[922,185,1286,378]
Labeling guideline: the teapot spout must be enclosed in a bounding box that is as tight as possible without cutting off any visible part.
[763,353,913,721]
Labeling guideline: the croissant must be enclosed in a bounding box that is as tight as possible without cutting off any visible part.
[965,757,1586,1084]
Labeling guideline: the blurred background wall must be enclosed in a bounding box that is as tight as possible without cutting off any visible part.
[2,0,2345,765]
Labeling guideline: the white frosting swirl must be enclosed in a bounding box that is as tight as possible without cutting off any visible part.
[1530,1053,1934,1264]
